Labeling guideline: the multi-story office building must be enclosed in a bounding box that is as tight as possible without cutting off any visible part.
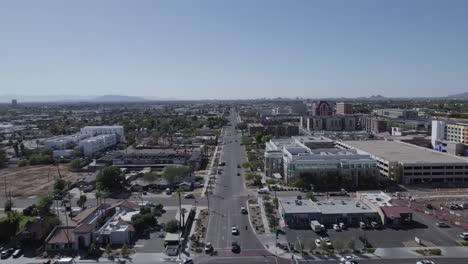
[336,140,468,185]
[79,134,117,157]
[264,138,378,183]
[80,126,125,143]
[301,116,357,132]
[373,109,418,119]
[336,102,353,115]
[446,123,468,144]
[359,117,388,134]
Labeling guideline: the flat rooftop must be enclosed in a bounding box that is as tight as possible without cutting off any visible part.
[358,191,393,207]
[279,197,319,214]
[280,197,377,215]
[315,198,376,215]
[341,140,468,164]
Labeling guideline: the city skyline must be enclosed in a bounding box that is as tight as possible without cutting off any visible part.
[1,0,468,99]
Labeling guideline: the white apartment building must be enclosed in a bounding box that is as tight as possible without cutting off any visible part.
[46,134,90,150]
[80,126,125,143]
[79,134,117,157]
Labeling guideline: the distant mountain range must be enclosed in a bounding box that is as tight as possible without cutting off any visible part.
[0,91,467,103]
[446,92,468,100]
[0,94,176,103]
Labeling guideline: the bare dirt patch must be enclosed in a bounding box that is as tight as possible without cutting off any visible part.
[0,164,86,197]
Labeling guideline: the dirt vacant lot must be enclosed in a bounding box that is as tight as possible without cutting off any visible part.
[0,164,86,197]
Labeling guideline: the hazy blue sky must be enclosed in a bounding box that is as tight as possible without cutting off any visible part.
[1,0,467,99]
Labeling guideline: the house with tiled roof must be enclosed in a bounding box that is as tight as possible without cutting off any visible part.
[45,200,141,252]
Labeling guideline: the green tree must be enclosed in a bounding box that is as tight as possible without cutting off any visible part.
[121,243,129,257]
[272,197,279,208]
[54,178,67,193]
[162,166,191,184]
[12,142,19,157]
[165,219,179,233]
[333,240,343,251]
[0,149,7,167]
[347,240,355,251]
[4,199,13,212]
[295,240,303,254]
[143,172,160,182]
[105,244,113,256]
[96,166,126,192]
[68,159,82,171]
[309,240,317,252]
[37,195,54,217]
[77,195,87,209]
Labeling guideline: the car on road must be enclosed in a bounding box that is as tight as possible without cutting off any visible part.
[436,221,450,228]
[0,248,14,259]
[371,221,382,229]
[177,257,193,264]
[231,241,240,253]
[315,239,321,247]
[333,224,341,231]
[232,226,239,235]
[341,261,358,264]
[165,188,172,195]
[340,256,354,262]
[258,188,269,194]
[184,194,195,199]
[460,232,468,240]
[12,248,22,258]
[240,207,248,214]
[237,164,241,168]
[237,172,241,176]
[204,242,213,253]
[416,260,435,264]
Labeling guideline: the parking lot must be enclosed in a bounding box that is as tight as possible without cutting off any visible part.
[284,211,465,249]
[134,208,178,253]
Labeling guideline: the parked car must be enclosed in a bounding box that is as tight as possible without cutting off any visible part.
[184,194,195,199]
[231,241,240,253]
[315,239,321,247]
[12,248,23,258]
[463,203,468,209]
[237,164,241,168]
[333,224,341,231]
[237,173,241,176]
[204,242,213,253]
[436,221,450,228]
[321,237,332,247]
[460,232,468,240]
[0,248,14,259]
[231,226,239,235]
[165,188,172,195]
[359,222,367,229]
[426,204,433,210]
[240,207,248,214]
[258,188,269,194]
[371,221,382,229]
[339,222,347,230]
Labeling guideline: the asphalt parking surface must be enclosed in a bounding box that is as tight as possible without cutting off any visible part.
[284,211,463,249]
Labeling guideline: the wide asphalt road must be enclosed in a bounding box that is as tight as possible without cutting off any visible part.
[204,110,264,251]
